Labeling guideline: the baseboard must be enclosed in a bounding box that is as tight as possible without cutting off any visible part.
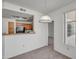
[9,44,48,59]
[48,36,54,38]
[54,47,71,59]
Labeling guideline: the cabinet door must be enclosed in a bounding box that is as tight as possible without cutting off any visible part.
[4,36,23,58]
[8,22,14,34]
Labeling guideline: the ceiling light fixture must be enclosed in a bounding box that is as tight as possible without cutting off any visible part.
[39,0,52,23]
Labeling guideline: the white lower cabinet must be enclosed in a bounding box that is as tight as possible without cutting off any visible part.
[4,36,29,59]
[4,36,23,59]
[3,35,48,59]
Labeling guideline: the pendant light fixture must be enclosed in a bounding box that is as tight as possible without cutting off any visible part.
[39,0,52,23]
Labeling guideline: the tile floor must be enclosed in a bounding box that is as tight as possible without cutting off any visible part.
[10,37,71,59]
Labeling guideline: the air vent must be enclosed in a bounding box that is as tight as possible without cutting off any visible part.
[20,8,26,12]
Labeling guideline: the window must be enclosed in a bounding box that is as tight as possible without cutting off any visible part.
[64,10,76,46]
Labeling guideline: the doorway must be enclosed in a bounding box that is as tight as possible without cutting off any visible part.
[48,21,54,48]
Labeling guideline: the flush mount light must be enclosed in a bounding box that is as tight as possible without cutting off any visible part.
[39,0,53,23]
[39,15,52,23]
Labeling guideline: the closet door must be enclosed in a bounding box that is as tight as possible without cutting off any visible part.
[8,22,14,34]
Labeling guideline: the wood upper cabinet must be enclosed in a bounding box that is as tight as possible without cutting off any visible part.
[8,22,14,34]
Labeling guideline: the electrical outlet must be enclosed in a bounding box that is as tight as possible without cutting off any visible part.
[67,47,69,50]
[22,44,24,47]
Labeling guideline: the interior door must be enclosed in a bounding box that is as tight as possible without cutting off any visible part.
[8,22,14,34]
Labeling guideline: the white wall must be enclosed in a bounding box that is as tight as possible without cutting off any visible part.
[2,18,16,34]
[3,2,48,59]
[48,2,76,59]
[48,22,54,37]
[2,18,8,34]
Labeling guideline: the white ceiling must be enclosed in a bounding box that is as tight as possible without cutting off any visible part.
[3,0,75,14]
